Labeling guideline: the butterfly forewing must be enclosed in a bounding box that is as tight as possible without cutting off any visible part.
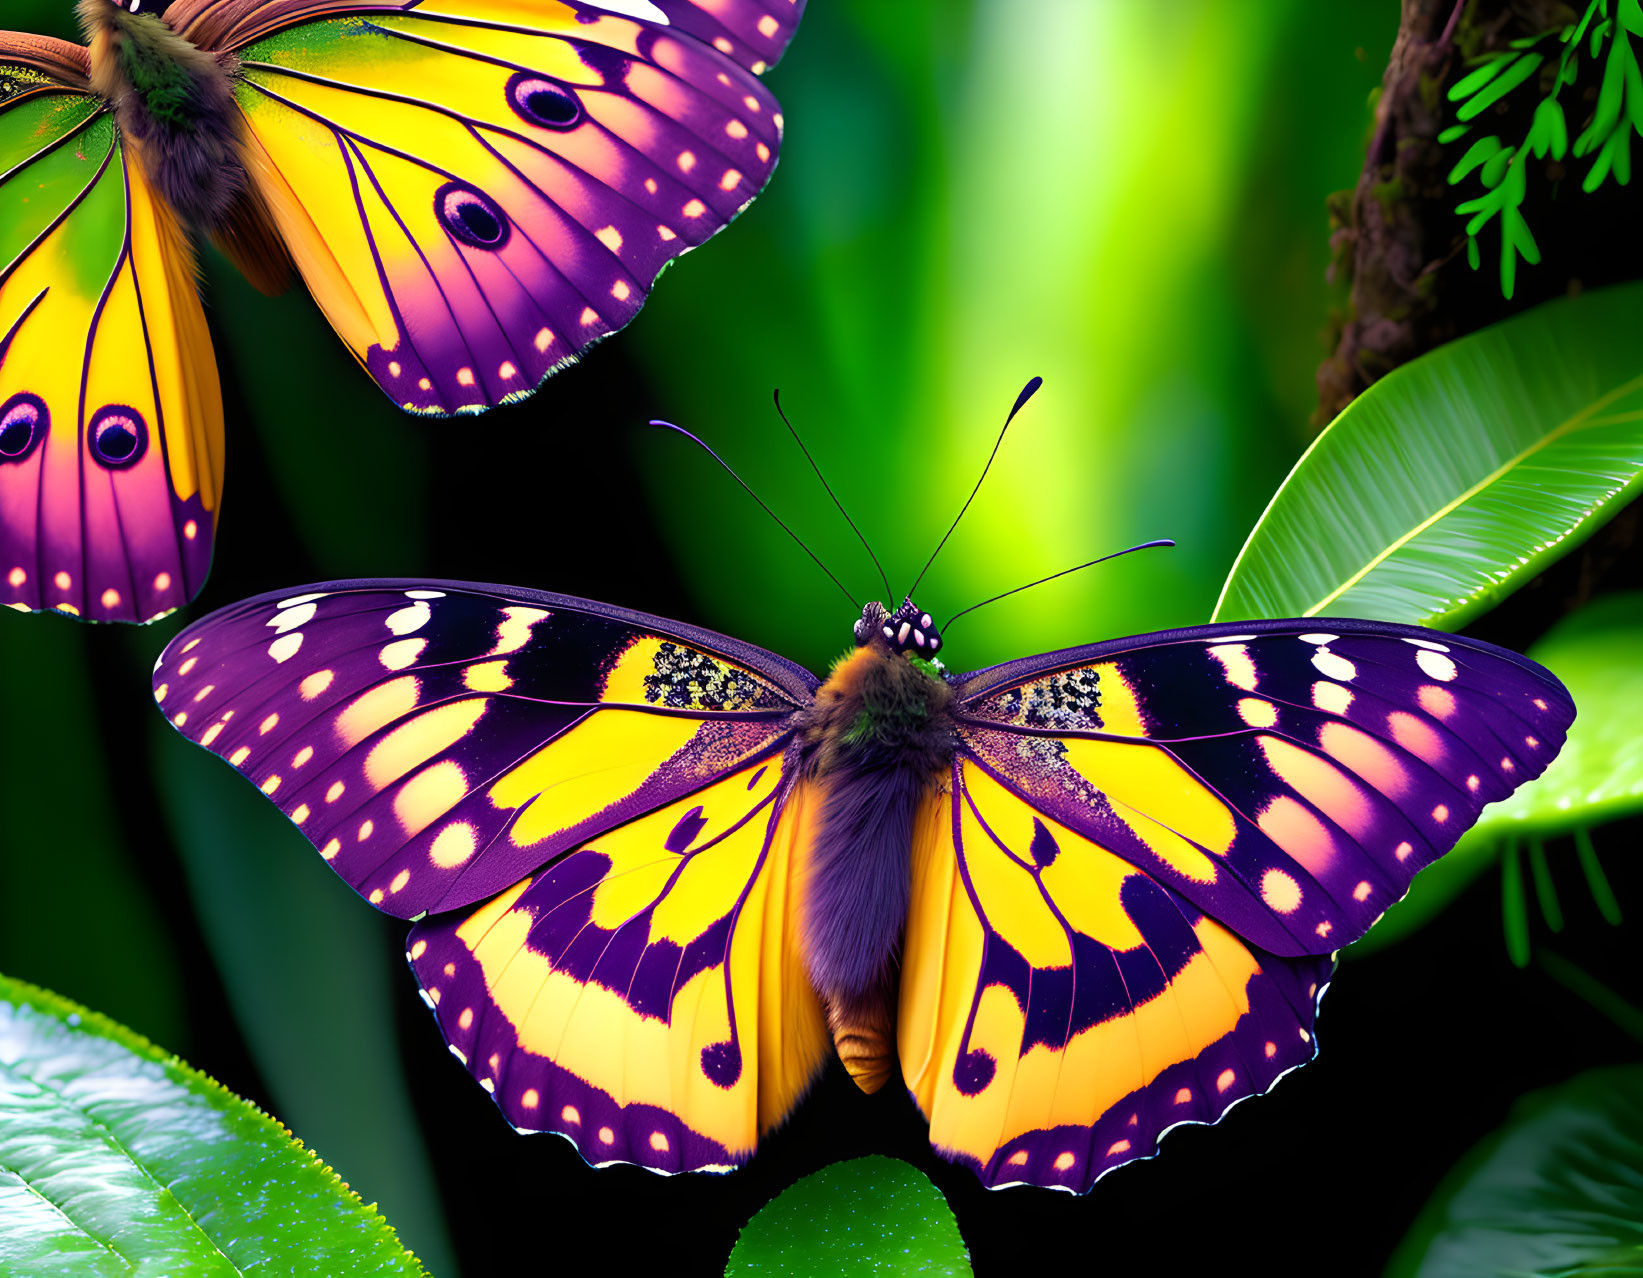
[407,752,829,1173]
[900,759,1332,1193]
[0,54,223,622]
[222,0,794,414]
[950,620,1575,957]
[152,581,814,918]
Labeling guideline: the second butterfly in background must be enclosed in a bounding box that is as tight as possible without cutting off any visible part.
[0,0,804,622]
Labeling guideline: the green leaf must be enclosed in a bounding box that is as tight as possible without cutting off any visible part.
[0,973,428,1277]
[725,1157,972,1276]
[1385,1065,1643,1277]
[1351,592,1643,956]
[1500,200,1541,298]
[1592,15,1613,60]
[1528,97,1568,159]
[1438,123,1473,144]
[1479,144,1516,187]
[1448,51,1522,102]
[1456,52,1544,121]
[1449,135,1504,182]
[1577,27,1630,152]
[1214,282,1643,630]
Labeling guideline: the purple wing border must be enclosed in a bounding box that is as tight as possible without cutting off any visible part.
[199,577,822,702]
[952,616,1573,709]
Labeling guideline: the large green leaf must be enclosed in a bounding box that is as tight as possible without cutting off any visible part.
[1385,1065,1643,1277]
[1215,282,1643,629]
[0,972,427,1277]
[1354,592,1643,955]
[725,1157,971,1276]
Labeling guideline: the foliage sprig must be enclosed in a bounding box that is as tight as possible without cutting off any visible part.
[1443,0,1643,298]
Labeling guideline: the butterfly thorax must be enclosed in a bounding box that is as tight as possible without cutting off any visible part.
[81,0,246,228]
[798,613,956,1093]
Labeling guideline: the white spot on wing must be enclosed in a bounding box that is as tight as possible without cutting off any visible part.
[1298,633,1338,645]
[578,0,667,21]
[1416,648,1458,681]
[386,601,431,635]
[381,638,428,670]
[1311,649,1356,681]
[269,603,315,633]
[1402,636,1450,652]
[269,633,303,663]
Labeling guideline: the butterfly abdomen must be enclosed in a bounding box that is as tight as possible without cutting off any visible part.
[82,0,246,227]
[801,643,956,1092]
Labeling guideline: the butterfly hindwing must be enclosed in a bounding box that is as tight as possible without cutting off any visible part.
[407,753,829,1173]
[900,759,1333,1192]
[951,619,1576,957]
[152,580,816,918]
[0,48,223,621]
[209,0,796,414]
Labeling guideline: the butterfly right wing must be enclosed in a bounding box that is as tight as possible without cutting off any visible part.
[899,758,1332,1193]
[152,580,817,918]
[0,42,223,622]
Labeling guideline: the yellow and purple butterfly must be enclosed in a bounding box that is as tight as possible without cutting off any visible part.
[0,0,802,622]
[150,387,1576,1193]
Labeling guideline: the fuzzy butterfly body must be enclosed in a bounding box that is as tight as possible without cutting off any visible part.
[0,0,801,621]
[153,578,1575,1191]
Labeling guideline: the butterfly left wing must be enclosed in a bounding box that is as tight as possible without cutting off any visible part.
[408,753,829,1173]
[152,579,816,918]
[172,0,800,415]
[900,618,1574,1191]
[155,576,828,1173]
[0,40,223,622]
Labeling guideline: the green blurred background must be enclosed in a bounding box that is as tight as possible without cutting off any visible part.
[2,2,1636,1274]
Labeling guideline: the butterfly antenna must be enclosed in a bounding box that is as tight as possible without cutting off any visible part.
[942,540,1176,632]
[652,420,860,610]
[909,376,1042,598]
[772,390,894,602]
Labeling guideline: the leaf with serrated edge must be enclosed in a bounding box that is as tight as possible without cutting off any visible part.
[0,973,428,1277]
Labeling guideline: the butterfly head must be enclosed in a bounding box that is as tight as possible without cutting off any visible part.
[855,599,942,658]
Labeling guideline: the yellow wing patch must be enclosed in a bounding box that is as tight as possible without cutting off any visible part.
[899,759,1329,1193]
[409,755,828,1172]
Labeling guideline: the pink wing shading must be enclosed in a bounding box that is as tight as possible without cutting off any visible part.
[952,619,1575,958]
[0,52,222,623]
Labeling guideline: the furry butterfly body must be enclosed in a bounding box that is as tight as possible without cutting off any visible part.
[153,578,1575,1191]
[0,0,801,620]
